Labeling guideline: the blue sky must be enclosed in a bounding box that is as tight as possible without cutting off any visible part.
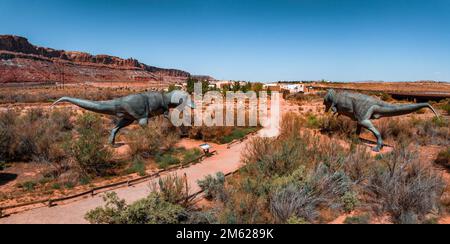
[1,0,449,82]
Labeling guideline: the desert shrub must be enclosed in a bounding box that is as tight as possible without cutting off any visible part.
[219,128,256,144]
[50,109,74,131]
[125,156,147,176]
[23,108,45,123]
[380,93,393,102]
[344,214,371,224]
[435,147,450,169]
[365,145,445,224]
[318,114,355,138]
[270,184,320,223]
[127,117,179,158]
[85,192,187,224]
[341,191,360,212]
[155,153,180,169]
[150,174,190,206]
[0,109,72,163]
[287,93,318,103]
[182,148,202,163]
[197,172,226,201]
[286,216,309,224]
[0,110,18,161]
[185,210,219,224]
[86,174,193,224]
[342,146,374,183]
[187,124,257,145]
[415,117,449,145]
[440,99,450,115]
[19,181,37,192]
[70,113,112,176]
[306,114,320,128]
[377,118,414,143]
[269,163,355,223]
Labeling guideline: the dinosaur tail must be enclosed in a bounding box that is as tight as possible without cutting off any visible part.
[52,97,116,115]
[380,103,439,117]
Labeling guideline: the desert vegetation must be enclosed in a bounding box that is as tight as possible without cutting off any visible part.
[85,174,211,224]
[0,86,146,105]
[0,99,258,205]
[85,113,447,224]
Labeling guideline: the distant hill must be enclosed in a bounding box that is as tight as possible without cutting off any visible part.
[0,35,197,85]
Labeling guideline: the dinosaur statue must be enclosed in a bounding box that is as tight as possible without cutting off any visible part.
[52,90,194,145]
[323,89,439,152]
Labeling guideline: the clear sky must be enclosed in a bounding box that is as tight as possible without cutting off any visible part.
[1,0,449,82]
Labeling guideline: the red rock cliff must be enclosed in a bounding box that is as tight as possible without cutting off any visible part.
[0,35,192,85]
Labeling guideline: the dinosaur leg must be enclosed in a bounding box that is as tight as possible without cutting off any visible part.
[359,120,383,152]
[109,118,134,145]
[356,124,362,136]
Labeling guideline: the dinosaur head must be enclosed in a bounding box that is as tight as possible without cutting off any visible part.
[166,90,196,110]
[323,89,336,112]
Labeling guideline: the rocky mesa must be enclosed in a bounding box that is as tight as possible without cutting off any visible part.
[0,35,192,86]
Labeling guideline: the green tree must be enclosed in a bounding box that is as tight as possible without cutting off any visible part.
[232,81,241,92]
[186,77,197,94]
[168,84,179,92]
[241,82,252,93]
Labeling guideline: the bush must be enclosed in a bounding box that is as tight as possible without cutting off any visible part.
[197,172,227,201]
[85,192,187,224]
[440,99,450,115]
[70,113,112,176]
[19,181,37,191]
[50,109,74,131]
[182,148,202,163]
[0,109,72,163]
[344,214,371,224]
[306,114,320,128]
[0,110,19,162]
[86,174,193,224]
[125,157,146,176]
[377,118,414,143]
[415,117,449,146]
[319,114,355,138]
[155,153,180,169]
[150,174,190,206]
[127,117,179,158]
[365,145,445,224]
[435,147,450,169]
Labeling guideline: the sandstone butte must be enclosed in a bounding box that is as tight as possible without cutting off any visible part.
[0,35,198,86]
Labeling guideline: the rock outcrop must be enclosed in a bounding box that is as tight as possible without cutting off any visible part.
[0,35,192,85]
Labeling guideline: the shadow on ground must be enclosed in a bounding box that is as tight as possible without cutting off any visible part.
[0,173,18,186]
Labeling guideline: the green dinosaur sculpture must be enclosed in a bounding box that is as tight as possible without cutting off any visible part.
[323,89,439,152]
[53,90,194,145]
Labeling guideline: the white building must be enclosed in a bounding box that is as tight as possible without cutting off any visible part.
[279,84,305,93]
